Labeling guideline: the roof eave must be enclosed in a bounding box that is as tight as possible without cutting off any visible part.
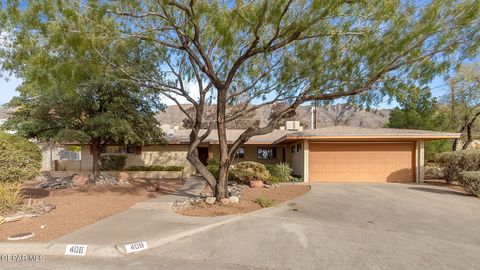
[274,134,461,144]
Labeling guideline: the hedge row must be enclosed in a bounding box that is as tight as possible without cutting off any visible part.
[125,165,184,171]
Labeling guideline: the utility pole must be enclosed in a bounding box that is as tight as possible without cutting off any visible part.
[450,78,456,124]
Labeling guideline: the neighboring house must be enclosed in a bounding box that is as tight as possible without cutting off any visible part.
[0,106,80,171]
[76,126,459,183]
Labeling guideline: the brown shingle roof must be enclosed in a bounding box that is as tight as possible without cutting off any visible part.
[165,129,295,144]
[166,126,459,145]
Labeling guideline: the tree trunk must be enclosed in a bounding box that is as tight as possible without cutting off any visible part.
[91,140,103,178]
[461,124,473,150]
[216,87,230,200]
[452,138,459,151]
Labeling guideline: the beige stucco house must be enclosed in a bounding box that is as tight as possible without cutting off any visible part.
[74,126,459,183]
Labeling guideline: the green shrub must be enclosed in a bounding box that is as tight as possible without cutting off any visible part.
[459,171,480,198]
[101,155,127,171]
[231,161,270,184]
[207,164,219,179]
[207,159,219,166]
[0,133,42,183]
[0,182,23,215]
[265,163,293,183]
[254,197,275,208]
[435,150,480,184]
[424,163,444,179]
[125,165,184,171]
[266,175,281,184]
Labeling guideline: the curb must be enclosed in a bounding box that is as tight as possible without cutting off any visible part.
[0,183,310,258]
[0,206,276,258]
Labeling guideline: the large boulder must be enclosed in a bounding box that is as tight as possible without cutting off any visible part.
[249,180,264,188]
[229,196,240,204]
[117,172,130,182]
[205,197,216,205]
[72,174,89,186]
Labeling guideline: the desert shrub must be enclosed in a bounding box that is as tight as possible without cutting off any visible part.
[254,197,275,208]
[265,163,293,183]
[459,171,480,198]
[266,175,281,184]
[125,165,184,171]
[435,150,480,184]
[424,163,444,179]
[291,175,304,182]
[0,183,23,215]
[231,161,270,184]
[100,155,127,171]
[0,133,42,183]
[207,159,219,166]
[207,164,219,179]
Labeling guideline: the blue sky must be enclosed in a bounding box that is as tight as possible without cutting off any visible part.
[0,73,450,109]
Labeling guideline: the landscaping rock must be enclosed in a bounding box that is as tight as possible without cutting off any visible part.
[249,180,264,188]
[36,175,73,189]
[42,203,56,214]
[0,216,5,225]
[117,172,130,182]
[229,196,239,204]
[34,174,49,182]
[228,180,237,186]
[228,184,247,197]
[4,212,38,223]
[205,197,216,205]
[172,197,204,210]
[145,185,158,192]
[90,174,121,186]
[72,174,90,186]
[220,198,230,205]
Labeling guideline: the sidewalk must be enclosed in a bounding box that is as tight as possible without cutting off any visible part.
[0,177,239,257]
[55,176,225,246]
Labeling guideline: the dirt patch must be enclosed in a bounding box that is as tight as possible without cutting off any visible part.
[0,178,185,242]
[178,184,310,217]
[424,179,467,194]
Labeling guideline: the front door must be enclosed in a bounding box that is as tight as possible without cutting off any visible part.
[197,147,209,166]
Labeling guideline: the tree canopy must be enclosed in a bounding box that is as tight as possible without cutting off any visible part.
[0,1,165,174]
[386,87,452,160]
[1,0,479,197]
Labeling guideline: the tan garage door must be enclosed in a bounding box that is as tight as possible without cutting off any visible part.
[309,142,415,183]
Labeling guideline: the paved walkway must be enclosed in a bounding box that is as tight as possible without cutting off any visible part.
[54,177,226,246]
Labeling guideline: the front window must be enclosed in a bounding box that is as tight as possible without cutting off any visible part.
[236,147,245,158]
[257,147,277,159]
[103,146,137,154]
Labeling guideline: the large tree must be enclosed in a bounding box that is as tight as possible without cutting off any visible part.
[446,62,480,150]
[3,1,479,199]
[386,87,452,161]
[0,1,165,176]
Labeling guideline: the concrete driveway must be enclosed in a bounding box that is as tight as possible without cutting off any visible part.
[6,183,480,270]
[142,183,480,270]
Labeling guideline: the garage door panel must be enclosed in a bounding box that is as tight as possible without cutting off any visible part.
[309,142,414,183]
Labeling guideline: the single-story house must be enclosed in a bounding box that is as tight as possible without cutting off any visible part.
[73,126,459,183]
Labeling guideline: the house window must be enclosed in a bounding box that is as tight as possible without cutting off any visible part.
[297,143,302,152]
[103,146,137,154]
[291,146,296,153]
[257,147,277,159]
[236,147,245,159]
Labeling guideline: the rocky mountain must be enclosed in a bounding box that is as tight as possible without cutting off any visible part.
[156,103,391,129]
